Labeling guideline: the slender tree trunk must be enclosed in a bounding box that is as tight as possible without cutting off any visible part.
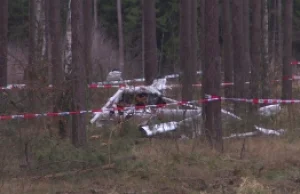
[191,0,197,83]
[25,0,38,113]
[83,0,93,83]
[250,0,262,108]
[275,0,283,69]
[50,0,62,93]
[180,0,193,101]
[203,0,223,151]
[199,0,205,71]
[282,0,293,99]
[117,0,125,73]
[244,0,251,87]
[71,0,87,147]
[27,0,36,82]
[0,0,8,87]
[49,0,65,137]
[223,0,233,98]
[261,0,269,98]
[269,0,276,66]
[232,0,246,112]
[45,0,51,79]
[94,0,98,28]
[64,0,72,76]
[143,0,158,85]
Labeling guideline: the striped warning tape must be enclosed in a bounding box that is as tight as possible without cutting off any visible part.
[291,61,300,65]
[206,95,300,104]
[0,98,219,121]
[1,74,299,91]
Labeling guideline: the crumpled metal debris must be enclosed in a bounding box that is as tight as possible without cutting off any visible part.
[259,104,281,116]
[106,69,123,81]
[92,71,286,139]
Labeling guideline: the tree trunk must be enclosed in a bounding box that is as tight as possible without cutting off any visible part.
[222,0,233,98]
[49,0,62,93]
[0,0,8,87]
[261,0,269,98]
[232,0,246,112]
[83,0,93,83]
[64,0,72,76]
[199,0,205,71]
[94,0,98,28]
[49,0,65,137]
[26,0,38,112]
[250,0,262,108]
[203,0,223,152]
[27,0,36,82]
[143,0,158,85]
[191,0,197,83]
[282,0,293,99]
[275,0,283,70]
[180,0,193,101]
[269,0,276,66]
[117,0,125,73]
[45,0,51,81]
[244,0,251,88]
[71,0,87,147]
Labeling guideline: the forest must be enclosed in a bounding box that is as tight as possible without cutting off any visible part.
[1,0,300,193]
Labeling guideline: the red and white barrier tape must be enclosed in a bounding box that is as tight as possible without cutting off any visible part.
[0,98,219,121]
[206,95,300,104]
[2,74,300,91]
[291,61,300,65]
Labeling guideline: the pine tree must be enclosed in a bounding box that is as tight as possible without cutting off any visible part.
[203,0,223,151]
[71,0,87,146]
[0,0,8,87]
[143,0,158,85]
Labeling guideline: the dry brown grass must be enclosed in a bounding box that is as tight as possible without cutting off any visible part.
[1,134,300,194]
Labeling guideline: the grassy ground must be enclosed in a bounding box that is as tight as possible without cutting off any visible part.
[1,118,300,194]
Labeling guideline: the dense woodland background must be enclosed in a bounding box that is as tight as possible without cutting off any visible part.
[5,0,300,80]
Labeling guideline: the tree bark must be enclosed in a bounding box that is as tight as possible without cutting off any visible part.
[250,0,262,108]
[269,0,276,66]
[0,0,8,87]
[191,0,197,83]
[243,0,251,88]
[275,0,283,69]
[143,0,158,85]
[261,0,270,98]
[282,0,293,99]
[180,0,193,101]
[232,0,246,112]
[49,0,62,93]
[117,0,125,73]
[94,0,98,28]
[71,0,87,147]
[49,0,65,137]
[199,0,205,71]
[64,0,72,76]
[222,0,233,98]
[203,0,223,152]
[83,0,93,83]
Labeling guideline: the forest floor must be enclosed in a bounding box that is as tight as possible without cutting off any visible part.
[1,124,300,194]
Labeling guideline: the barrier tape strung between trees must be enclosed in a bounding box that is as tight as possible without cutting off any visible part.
[0,98,219,121]
[206,95,300,104]
[291,61,300,65]
[1,74,299,91]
